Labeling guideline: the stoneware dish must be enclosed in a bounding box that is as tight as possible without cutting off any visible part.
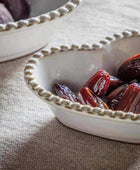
[0,0,81,62]
[24,30,140,143]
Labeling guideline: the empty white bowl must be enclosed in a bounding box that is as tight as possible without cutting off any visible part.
[24,30,140,143]
[0,0,81,62]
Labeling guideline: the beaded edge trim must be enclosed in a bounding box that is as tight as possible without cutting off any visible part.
[0,0,81,32]
[24,29,140,121]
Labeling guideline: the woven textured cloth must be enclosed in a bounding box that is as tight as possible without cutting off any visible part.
[0,0,140,169]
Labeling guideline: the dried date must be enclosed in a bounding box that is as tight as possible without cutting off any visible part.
[78,87,109,109]
[85,70,110,98]
[107,84,128,110]
[53,83,79,103]
[107,75,125,95]
[115,83,140,113]
[118,54,140,82]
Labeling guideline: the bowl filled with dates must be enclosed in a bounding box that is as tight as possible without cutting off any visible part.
[25,30,140,143]
[0,0,81,62]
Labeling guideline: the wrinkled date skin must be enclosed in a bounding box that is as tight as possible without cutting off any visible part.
[0,0,31,21]
[107,75,125,95]
[118,54,140,82]
[78,87,109,109]
[0,3,13,24]
[85,70,110,98]
[107,84,128,110]
[53,83,79,103]
[115,83,140,113]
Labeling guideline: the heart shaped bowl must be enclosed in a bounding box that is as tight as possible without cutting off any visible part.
[24,30,140,143]
[0,0,81,62]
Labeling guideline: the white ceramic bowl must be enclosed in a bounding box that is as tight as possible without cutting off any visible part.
[24,30,140,143]
[0,0,81,62]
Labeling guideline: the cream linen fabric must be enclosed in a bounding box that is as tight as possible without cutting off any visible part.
[0,0,140,169]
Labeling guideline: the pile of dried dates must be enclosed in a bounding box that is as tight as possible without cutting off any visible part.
[53,53,140,114]
[0,0,31,24]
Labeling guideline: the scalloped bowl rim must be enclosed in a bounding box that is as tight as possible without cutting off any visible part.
[24,29,140,123]
[0,0,81,32]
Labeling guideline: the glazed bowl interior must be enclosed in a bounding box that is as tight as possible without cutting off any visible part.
[30,0,68,17]
[35,36,140,95]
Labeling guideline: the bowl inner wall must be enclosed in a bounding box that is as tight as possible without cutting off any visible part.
[35,36,140,92]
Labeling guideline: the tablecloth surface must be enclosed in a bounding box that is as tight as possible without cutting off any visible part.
[0,0,140,169]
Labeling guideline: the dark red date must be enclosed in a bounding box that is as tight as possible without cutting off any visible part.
[107,75,125,95]
[115,83,140,113]
[53,83,79,103]
[118,54,140,82]
[85,70,110,98]
[107,84,128,110]
[78,87,109,109]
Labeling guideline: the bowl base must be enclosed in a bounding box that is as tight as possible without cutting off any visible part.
[58,118,140,144]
